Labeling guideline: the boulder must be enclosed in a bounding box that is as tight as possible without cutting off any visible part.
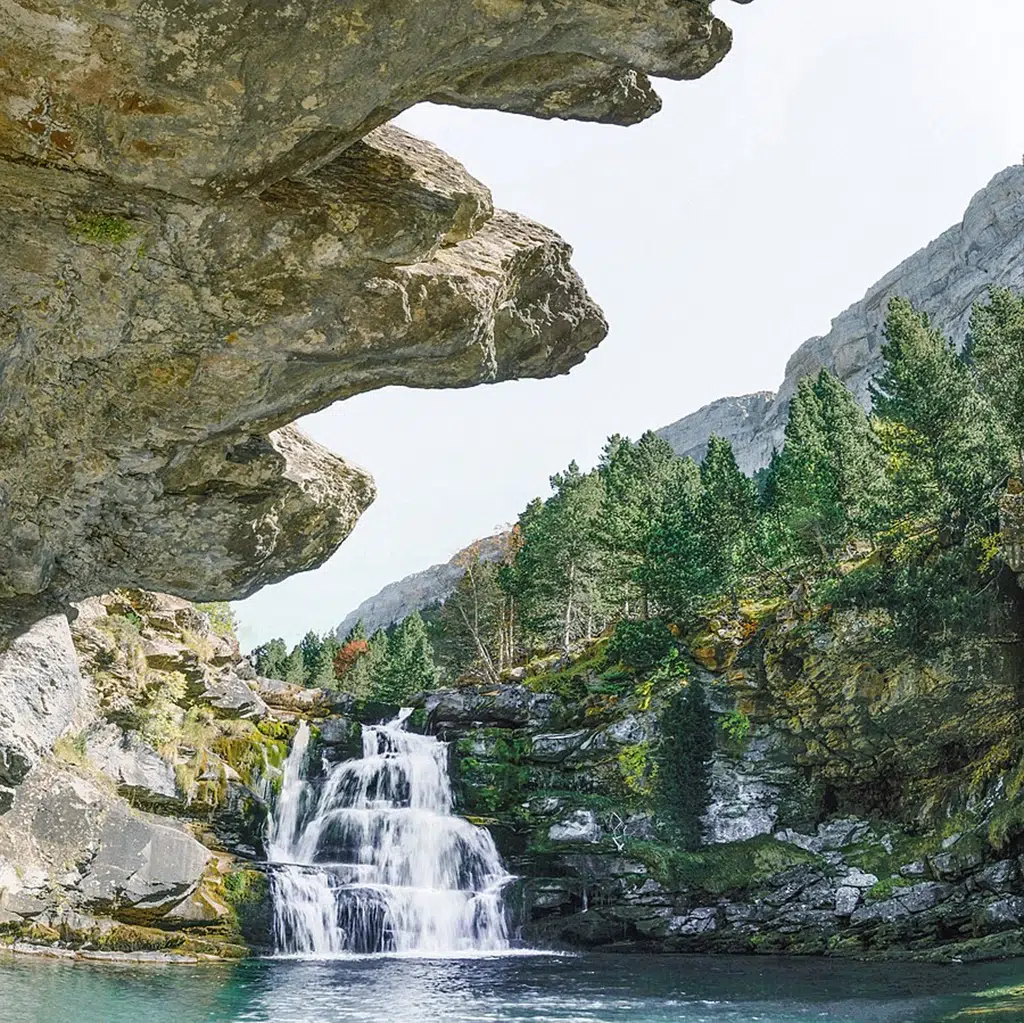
[192,673,269,720]
[0,615,84,803]
[254,678,327,714]
[834,886,861,917]
[0,764,210,924]
[85,724,180,810]
[549,810,603,845]
[427,685,564,732]
[80,809,212,922]
[530,730,590,763]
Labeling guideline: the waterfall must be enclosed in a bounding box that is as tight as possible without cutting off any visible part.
[267,711,513,957]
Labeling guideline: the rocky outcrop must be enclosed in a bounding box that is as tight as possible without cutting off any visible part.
[1,0,736,200]
[0,615,84,810]
[0,1,749,646]
[335,534,510,639]
[657,164,1024,474]
[0,761,210,925]
[0,588,320,956]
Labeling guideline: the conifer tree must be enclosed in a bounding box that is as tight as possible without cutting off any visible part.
[598,431,691,619]
[284,645,307,686]
[655,677,714,851]
[871,297,1008,542]
[298,630,323,680]
[310,634,340,689]
[513,462,606,653]
[252,638,288,680]
[698,436,760,602]
[765,369,885,566]
[970,287,1024,471]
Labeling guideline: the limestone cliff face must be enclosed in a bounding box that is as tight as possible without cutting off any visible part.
[658,165,1024,474]
[334,533,509,639]
[0,0,750,645]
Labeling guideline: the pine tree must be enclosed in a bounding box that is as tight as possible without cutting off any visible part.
[765,369,885,566]
[871,297,1008,543]
[598,431,691,619]
[298,630,323,680]
[310,635,339,689]
[284,645,307,686]
[513,462,606,653]
[655,677,714,851]
[970,287,1024,471]
[698,436,760,603]
[644,458,710,620]
[252,637,288,680]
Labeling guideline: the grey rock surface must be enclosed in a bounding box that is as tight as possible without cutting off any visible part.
[426,685,564,732]
[85,723,180,809]
[549,809,603,844]
[0,0,748,645]
[657,165,1024,475]
[0,763,210,924]
[0,615,84,802]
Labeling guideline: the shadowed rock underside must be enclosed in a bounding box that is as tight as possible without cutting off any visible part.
[0,0,750,643]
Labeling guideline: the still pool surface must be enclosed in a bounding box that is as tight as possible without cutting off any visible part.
[3,951,1024,1023]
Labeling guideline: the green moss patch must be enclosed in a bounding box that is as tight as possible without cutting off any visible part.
[625,835,819,896]
[70,212,135,245]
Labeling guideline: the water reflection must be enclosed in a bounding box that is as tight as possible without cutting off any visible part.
[4,951,1024,1023]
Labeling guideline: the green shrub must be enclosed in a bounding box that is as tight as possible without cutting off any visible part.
[721,709,752,751]
[607,619,673,671]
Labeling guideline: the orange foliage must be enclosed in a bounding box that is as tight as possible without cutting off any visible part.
[333,639,369,679]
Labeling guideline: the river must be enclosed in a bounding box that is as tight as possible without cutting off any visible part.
[3,951,1024,1023]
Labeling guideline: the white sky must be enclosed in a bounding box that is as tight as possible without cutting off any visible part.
[235,0,1024,649]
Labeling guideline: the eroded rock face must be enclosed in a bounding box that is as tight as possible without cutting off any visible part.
[0,615,84,807]
[0,127,602,639]
[658,165,1024,474]
[0,1,749,643]
[1,0,735,199]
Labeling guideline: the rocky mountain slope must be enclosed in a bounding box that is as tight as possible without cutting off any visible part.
[334,534,508,640]
[658,164,1024,473]
[332,162,1024,630]
[0,0,749,647]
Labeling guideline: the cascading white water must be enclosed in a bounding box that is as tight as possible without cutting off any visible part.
[267,711,513,956]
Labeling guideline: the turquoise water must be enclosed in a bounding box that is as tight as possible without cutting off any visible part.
[3,951,1024,1023]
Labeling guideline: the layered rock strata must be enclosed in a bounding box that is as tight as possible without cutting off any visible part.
[0,0,748,645]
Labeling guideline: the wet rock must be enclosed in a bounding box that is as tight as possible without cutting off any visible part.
[549,810,603,844]
[669,907,718,936]
[704,732,792,844]
[427,685,563,732]
[929,848,984,881]
[982,897,1024,929]
[976,859,1019,892]
[530,730,590,763]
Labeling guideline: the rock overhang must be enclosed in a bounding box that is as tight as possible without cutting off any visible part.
[0,0,752,643]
